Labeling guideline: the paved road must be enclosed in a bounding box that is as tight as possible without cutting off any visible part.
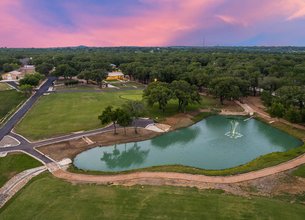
[6,81,19,90]
[0,76,154,164]
[0,118,154,164]
[0,77,56,142]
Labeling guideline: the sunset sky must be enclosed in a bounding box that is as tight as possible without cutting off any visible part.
[1,0,305,47]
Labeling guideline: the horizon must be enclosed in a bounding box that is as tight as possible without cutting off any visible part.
[1,0,305,48]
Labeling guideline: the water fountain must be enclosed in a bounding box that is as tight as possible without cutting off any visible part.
[225,120,243,139]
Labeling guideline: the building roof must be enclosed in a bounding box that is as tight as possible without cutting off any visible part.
[108,71,124,77]
[21,65,35,69]
[8,70,22,75]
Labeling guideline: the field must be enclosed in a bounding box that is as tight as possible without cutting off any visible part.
[15,90,143,140]
[1,174,305,219]
[0,154,41,187]
[0,90,26,124]
[15,90,219,140]
[0,82,11,91]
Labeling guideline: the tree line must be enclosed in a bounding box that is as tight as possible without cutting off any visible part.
[1,47,305,123]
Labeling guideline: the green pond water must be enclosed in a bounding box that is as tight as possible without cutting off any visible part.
[74,116,303,172]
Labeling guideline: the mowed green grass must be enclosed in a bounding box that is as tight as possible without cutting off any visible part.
[0,154,41,187]
[0,82,12,91]
[0,90,26,123]
[292,165,305,178]
[15,90,219,140]
[1,174,305,220]
[15,90,143,140]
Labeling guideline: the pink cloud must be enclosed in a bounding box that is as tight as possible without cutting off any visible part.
[1,0,305,47]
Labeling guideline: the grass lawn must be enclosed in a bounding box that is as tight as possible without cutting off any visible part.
[15,90,219,140]
[147,96,219,121]
[0,90,26,124]
[15,90,144,140]
[0,82,12,91]
[1,174,305,219]
[0,153,41,187]
[292,165,305,178]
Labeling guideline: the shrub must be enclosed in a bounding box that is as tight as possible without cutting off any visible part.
[261,91,273,106]
[284,107,302,123]
[268,102,285,118]
[19,73,44,87]
[64,80,79,86]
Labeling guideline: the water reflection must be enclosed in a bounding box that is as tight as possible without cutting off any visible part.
[74,116,302,172]
[151,126,201,149]
[101,143,149,169]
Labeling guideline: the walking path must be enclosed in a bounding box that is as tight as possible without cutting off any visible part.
[1,87,305,205]
[0,166,46,208]
[243,97,305,131]
[53,153,305,185]
[0,118,153,164]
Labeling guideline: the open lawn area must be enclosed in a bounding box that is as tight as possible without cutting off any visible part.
[0,154,41,188]
[1,174,305,219]
[0,82,12,91]
[15,90,219,140]
[0,90,26,124]
[15,90,144,140]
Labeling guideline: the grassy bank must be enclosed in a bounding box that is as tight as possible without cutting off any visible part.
[0,82,11,91]
[0,90,26,125]
[0,153,42,187]
[1,174,305,219]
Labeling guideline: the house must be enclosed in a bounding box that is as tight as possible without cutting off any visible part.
[106,71,124,80]
[1,65,36,81]
[1,70,24,80]
[20,65,35,74]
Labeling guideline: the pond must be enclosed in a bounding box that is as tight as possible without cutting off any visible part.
[74,116,303,172]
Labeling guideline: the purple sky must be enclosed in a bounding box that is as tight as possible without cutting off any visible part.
[1,0,305,47]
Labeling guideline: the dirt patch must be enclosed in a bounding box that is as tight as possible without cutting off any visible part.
[161,113,194,130]
[221,100,245,112]
[38,128,159,161]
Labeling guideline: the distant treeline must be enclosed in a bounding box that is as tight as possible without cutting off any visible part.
[1,47,305,122]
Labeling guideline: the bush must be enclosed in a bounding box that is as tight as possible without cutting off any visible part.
[19,73,44,87]
[261,91,273,106]
[64,80,79,86]
[268,102,285,118]
[284,107,302,123]
[301,110,305,122]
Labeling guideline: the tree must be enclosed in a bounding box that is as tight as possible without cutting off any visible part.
[284,107,302,123]
[98,106,119,134]
[209,77,249,105]
[117,108,132,135]
[19,73,44,87]
[143,82,172,112]
[2,63,19,72]
[53,64,77,79]
[91,69,107,88]
[35,63,53,76]
[268,102,285,118]
[276,86,305,110]
[123,101,145,133]
[259,76,284,94]
[171,80,200,113]
[20,84,33,97]
[78,70,92,84]
[248,71,260,96]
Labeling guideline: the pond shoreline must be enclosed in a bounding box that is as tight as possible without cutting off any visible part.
[69,113,304,176]
[36,102,305,178]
